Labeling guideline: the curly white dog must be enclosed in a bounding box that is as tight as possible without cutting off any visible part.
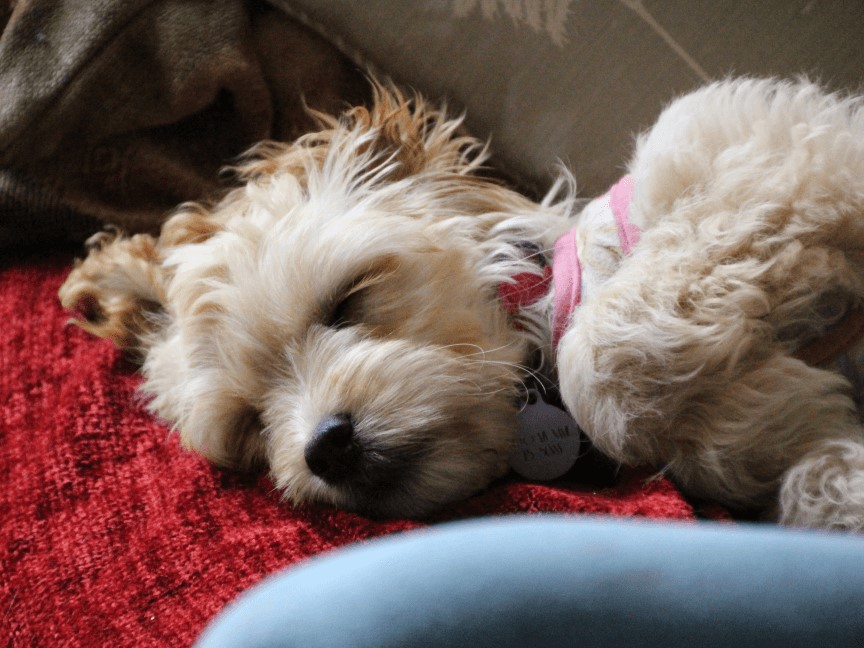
[60,78,864,530]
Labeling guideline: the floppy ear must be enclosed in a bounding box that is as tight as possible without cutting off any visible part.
[59,229,166,355]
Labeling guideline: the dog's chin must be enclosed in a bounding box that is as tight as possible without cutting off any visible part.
[307,458,511,519]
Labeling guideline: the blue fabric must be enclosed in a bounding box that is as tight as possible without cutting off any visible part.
[196,516,864,647]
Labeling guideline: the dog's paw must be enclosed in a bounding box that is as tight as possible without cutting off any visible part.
[779,439,864,532]
[59,230,165,353]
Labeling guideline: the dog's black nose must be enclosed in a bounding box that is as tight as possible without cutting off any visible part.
[305,413,360,482]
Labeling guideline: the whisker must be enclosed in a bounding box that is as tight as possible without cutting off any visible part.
[460,357,549,395]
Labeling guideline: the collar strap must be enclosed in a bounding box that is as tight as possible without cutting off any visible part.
[498,176,640,345]
[552,175,639,349]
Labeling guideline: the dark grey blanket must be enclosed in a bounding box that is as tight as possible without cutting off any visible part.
[0,0,364,248]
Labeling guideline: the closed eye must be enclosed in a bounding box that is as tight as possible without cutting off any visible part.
[324,257,400,329]
[327,288,365,329]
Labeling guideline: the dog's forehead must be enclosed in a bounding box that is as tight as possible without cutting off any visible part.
[275,206,417,275]
[202,214,408,330]
[164,174,482,359]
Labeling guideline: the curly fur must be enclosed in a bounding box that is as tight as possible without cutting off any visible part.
[60,78,864,529]
[557,78,864,530]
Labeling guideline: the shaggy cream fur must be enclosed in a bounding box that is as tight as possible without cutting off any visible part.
[556,78,864,530]
[60,78,864,529]
[60,84,567,516]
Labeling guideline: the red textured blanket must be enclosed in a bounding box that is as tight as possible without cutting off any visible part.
[1,256,715,646]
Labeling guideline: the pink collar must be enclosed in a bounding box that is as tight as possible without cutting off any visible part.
[551,175,639,349]
[499,175,640,352]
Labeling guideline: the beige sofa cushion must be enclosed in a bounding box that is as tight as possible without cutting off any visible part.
[278,0,864,197]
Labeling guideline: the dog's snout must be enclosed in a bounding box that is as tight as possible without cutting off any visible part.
[305,413,360,482]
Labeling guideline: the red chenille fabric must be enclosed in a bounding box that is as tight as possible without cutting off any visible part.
[1,256,705,646]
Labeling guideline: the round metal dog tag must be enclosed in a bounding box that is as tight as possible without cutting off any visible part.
[509,389,582,481]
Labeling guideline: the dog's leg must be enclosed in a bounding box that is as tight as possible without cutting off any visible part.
[662,352,864,530]
[59,228,166,354]
[59,199,228,355]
